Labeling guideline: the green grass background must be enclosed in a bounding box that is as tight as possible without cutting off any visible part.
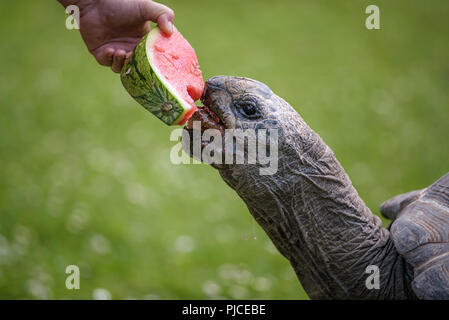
[0,0,448,299]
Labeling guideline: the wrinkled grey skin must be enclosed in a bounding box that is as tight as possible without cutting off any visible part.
[187,75,449,299]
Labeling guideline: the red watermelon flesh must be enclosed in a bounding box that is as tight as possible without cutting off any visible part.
[151,28,204,125]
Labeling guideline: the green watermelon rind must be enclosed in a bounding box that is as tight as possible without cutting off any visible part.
[120,27,195,126]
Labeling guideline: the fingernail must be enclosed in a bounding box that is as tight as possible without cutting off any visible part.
[167,21,174,35]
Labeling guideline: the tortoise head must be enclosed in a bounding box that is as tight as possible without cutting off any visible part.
[183,76,292,177]
[182,75,313,189]
[201,76,281,131]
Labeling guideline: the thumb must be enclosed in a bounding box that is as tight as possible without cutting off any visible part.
[138,0,175,35]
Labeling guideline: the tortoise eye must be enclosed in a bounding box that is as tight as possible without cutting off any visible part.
[237,99,261,119]
[242,103,257,116]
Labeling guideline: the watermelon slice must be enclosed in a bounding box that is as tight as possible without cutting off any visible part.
[121,27,204,126]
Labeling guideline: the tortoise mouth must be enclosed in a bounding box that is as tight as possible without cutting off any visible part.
[184,105,225,134]
[184,77,226,134]
[183,78,227,154]
[183,105,225,151]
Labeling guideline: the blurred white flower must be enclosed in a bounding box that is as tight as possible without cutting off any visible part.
[12,225,33,256]
[143,294,160,300]
[229,285,249,299]
[218,264,237,280]
[49,160,82,189]
[234,270,253,285]
[253,277,272,292]
[86,148,111,173]
[218,264,252,285]
[124,182,149,205]
[26,279,52,300]
[93,288,111,300]
[174,235,195,253]
[202,281,220,297]
[66,204,90,234]
[90,234,110,255]
[112,154,135,181]
[0,234,10,264]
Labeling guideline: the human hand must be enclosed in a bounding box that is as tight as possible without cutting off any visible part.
[59,0,174,72]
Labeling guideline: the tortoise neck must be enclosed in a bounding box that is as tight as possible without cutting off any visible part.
[221,122,398,299]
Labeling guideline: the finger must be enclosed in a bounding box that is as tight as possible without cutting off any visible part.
[138,0,174,35]
[111,50,126,73]
[125,51,132,63]
[94,47,114,66]
[157,13,174,36]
